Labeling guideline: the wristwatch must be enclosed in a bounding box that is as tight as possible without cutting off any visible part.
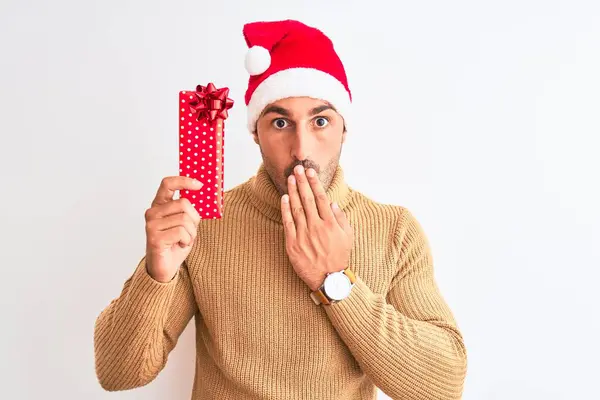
[310,268,356,306]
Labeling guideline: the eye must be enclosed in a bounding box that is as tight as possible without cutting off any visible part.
[314,117,329,128]
[272,118,289,129]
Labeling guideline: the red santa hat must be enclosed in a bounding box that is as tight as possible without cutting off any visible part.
[243,19,352,133]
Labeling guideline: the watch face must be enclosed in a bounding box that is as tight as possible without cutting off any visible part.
[323,272,352,300]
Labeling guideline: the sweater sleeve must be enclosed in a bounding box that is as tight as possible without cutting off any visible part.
[323,208,467,400]
[93,256,198,391]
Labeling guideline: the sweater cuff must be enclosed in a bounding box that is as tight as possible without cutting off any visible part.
[322,275,377,329]
[124,257,180,322]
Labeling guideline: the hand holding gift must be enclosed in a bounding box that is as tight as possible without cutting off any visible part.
[144,82,234,282]
[145,176,203,283]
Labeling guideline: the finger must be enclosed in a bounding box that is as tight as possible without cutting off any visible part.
[306,168,334,222]
[148,213,197,242]
[294,165,319,222]
[152,176,203,206]
[280,194,296,241]
[146,198,201,226]
[179,198,201,226]
[153,226,193,249]
[287,173,307,231]
[331,202,352,234]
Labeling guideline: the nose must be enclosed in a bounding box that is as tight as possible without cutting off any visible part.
[290,125,313,161]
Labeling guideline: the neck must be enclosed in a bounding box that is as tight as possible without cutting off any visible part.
[243,162,353,223]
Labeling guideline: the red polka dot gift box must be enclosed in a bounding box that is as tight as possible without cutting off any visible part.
[179,83,234,219]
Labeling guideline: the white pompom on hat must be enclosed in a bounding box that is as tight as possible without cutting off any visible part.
[244,46,271,76]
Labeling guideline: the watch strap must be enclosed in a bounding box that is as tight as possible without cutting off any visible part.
[310,287,331,305]
[343,268,357,284]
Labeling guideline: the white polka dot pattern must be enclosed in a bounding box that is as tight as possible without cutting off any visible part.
[179,90,226,219]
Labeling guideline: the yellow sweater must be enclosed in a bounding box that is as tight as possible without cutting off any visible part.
[94,163,467,399]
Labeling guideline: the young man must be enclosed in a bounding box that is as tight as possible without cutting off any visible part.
[94,19,467,400]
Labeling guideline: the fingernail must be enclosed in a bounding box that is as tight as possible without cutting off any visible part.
[282,194,289,203]
[306,168,315,177]
[331,202,339,209]
[289,175,296,185]
[296,165,305,174]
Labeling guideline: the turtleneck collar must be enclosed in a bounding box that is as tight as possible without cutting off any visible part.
[242,162,354,224]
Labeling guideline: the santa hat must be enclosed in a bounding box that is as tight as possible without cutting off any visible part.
[243,19,352,133]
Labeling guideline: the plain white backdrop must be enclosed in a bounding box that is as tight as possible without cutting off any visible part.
[1,0,599,399]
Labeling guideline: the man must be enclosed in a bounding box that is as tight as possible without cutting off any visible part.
[94,19,467,400]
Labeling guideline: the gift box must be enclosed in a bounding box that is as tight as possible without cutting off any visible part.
[179,83,234,219]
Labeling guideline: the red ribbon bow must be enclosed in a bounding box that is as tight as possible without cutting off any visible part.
[188,82,234,122]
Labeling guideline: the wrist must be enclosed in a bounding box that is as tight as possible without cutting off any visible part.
[307,274,327,292]
[307,267,349,291]
[145,261,176,283]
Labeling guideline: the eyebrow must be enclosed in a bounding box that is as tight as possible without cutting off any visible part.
[260,103,338,119]
[261,105,291,117]
[309,104,337,116]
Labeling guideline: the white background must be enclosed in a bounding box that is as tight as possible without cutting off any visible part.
[1,0,599,399]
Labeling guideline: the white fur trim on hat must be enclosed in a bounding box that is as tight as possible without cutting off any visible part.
[247,67,351,133]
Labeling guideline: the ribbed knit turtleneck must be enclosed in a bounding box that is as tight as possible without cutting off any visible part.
[94,162,467,400]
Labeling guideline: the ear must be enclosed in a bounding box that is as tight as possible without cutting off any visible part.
[252,132,259,145]
[341,130,346,144]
